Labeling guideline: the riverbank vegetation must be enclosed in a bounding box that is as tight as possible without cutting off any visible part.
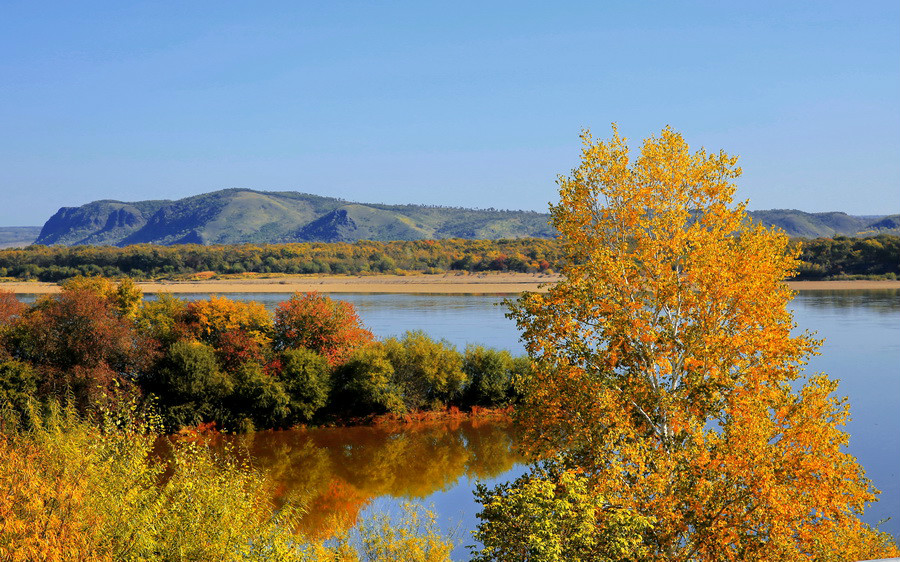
[0,402,455,561]
[0,277,524,433]
[1,233,897,282]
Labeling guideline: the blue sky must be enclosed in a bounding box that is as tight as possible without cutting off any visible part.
[1,1,897,226]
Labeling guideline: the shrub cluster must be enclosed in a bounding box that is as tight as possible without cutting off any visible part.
[0,277,526,432]
[0,402,455,560]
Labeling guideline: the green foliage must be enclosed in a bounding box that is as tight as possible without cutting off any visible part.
[794,234,900,279]
[0,238,567,280]
[230,361,290,430]
[151,340,233,429]
[384,331,467,411]
[335,343,406,416]
[279,348,331,423]
[0,360,38,424]
[462,345,516,407]
[473,458,653,562]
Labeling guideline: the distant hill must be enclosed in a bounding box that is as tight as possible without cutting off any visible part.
[28,189,898,246]
[34,189,555,246]
[745,210,895,238]
[0,226,42,248]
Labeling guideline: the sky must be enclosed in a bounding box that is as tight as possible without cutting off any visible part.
[1,1,898,226]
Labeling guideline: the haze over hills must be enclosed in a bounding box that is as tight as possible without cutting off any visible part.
[3,189,897,247]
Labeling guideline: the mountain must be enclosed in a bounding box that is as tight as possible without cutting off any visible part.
[30,190,897,246]
[34,189,555,246]
[0,226,42,248]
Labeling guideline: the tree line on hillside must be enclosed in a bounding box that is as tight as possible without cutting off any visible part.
[0,235,897,282]
[0,277,527,433]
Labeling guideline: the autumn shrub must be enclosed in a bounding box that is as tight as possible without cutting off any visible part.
[350,503,455,562]
[0,290,25,328]
[183,295,273,349]
[383,331,467,411]
[3,286,151,411]
[133,293,189,347]
[473,458,652,562]
[274,292,374,366]
[0,403,461,561]
[0,402,306,562]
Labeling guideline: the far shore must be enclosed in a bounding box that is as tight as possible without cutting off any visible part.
[2,273,899,295]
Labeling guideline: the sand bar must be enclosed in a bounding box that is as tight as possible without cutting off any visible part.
[2,274,899,295]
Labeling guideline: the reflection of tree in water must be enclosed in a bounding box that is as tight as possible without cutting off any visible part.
[226,419,520,538]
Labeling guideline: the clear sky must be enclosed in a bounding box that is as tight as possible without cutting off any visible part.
[1,1,897,226]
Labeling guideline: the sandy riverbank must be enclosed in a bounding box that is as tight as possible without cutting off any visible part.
[2,274,899,295]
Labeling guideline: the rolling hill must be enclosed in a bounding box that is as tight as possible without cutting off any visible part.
[33,189,556,246]
[25,189,900,246]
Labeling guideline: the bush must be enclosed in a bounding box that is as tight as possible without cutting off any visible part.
[462,345,514,407]
[230,361,290,430]
[279,348,331,423]
[274,293,373,366]
[383,331,467,411]
[473,458,652,562]
[0,360,38,425]
[150,340,233,429]
[0,403,306,561]
[335,343,405,416]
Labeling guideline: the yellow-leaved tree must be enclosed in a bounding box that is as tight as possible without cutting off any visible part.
[475,127,898,561]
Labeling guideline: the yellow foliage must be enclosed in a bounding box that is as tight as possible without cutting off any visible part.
[508,126,899,559]
[184,294,273,347]
[0,403,460,561]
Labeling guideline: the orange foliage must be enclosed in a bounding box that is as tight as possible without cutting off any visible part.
[510,127,899,559]
[274,292,374,366]
[0,290,25,326]
[0,435,111,562]
[183,295,272,348]
[8,288,149,407]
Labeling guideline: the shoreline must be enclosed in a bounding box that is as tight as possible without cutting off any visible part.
[2,273,899,295]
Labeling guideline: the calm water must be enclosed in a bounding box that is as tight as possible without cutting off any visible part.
[15,289,900,550]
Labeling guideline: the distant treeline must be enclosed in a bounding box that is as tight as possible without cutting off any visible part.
[0,235,897,281]
[0,239,563,280]
[0,277,526,432]
[793,235,900,280]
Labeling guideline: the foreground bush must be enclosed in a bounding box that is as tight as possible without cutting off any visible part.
[0,403,455,561]
[0,403,303,561]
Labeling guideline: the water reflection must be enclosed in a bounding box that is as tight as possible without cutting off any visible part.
[793,289,900,313]
[224,418,521,538]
